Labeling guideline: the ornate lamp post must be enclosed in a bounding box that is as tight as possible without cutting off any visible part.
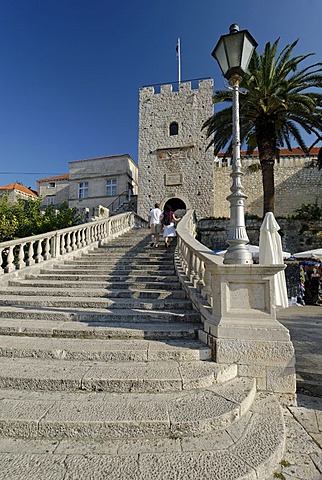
[212,24,258,264]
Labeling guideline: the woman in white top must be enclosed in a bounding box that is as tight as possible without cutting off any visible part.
[161,205,177,247]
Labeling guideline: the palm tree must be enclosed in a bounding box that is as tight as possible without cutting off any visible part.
[203,39,322,215]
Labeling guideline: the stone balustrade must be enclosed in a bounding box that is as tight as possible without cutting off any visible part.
[175,210,297,404]
[0,212,146,282]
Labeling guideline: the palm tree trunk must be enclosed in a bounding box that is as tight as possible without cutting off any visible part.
[260,159,275,215]
[256,119,276,216]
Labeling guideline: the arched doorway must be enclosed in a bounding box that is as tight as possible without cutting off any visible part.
[164,198,186,213]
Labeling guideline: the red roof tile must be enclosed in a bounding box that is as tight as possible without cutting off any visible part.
[218,147,321,157]
[37,174,69,183]
[0,183,38,197]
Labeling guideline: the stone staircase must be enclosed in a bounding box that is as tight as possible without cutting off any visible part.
[0,228,286,479]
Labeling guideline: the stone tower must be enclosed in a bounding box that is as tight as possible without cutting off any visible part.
[137,79,215,219]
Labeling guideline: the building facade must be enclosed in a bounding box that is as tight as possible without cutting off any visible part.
[68,154,138,216]
[137,79,215,219]
[37,174,70,208]
[0,183,38,203]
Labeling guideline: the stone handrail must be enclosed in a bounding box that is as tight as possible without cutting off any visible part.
[175,209,223,310]
[0,212,146,280]
[175,210,296,401]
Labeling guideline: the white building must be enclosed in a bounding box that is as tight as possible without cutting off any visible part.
[68,154,138,216]
[37,174,69,207]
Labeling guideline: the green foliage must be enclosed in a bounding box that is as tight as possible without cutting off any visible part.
[0,196,81,243]
[274,473,286,480]
[248,163,261,173]
[291,202,322,221]
[245,213,261,220]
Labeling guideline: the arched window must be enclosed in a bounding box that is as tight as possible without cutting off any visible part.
[169,122,179,136]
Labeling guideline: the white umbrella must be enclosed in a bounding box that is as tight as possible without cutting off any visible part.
[293,248,322,260]
[215,244,291,260]
[259,212,289,308]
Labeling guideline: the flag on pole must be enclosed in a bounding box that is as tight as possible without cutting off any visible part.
[176,38,181,84]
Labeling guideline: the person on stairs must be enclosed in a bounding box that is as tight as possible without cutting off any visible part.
[148,203,162,247]
[161,204,177,248]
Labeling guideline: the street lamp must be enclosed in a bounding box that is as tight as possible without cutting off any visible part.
[212,24,257,265]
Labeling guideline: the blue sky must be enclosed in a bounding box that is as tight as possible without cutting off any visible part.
[0,0,321,190]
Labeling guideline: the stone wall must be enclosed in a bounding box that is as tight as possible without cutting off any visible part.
[137,79,215,219]
[214,159,322,218]
[198,217,322,299]
[197,218,322,254]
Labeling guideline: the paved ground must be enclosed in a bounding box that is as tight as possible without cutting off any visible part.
[273,306,322,479]
[278,305,322,398]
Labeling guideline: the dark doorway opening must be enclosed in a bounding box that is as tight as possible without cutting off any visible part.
[165,198,186,212]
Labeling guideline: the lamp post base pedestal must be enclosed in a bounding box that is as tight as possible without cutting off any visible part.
[223,244,253,265]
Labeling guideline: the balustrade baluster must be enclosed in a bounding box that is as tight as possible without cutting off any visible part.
[81,228,86,247]
[26,242,35,266]
[60,234,66,255]
[44,238,51,260]
[71,231,77,250]
[4,246,15,273]
[35,240,43,263]
[197,259,206,293]
[16,243,26,269]
[66,232,72,253]
[189,252,197,285]
[76,231,81,249]
[0,248,4,275]
[85,227,90,245]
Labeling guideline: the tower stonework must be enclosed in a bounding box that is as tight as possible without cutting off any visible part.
[137,79,215,219]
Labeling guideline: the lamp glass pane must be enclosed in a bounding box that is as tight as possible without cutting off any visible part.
[223,33,243,68]
[241,35,256,71]
[214,40,229,76]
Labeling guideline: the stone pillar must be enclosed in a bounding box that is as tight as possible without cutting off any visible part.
[200,263,296,404]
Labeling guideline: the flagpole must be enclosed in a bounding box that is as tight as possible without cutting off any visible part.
[177,38,181,84]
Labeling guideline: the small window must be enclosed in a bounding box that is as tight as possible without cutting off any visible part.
[106,179,117,196]
[48,182,56,188]
[78,182,88,199]
[170,122,179,136]
[47,196,55,205]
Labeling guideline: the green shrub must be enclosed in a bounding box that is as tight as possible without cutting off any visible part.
[291,202,322,221]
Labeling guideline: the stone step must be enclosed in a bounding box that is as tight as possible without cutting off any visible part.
[46,266,176,273]
[63,257,175,265]
[0,317,201,340]
[0,286,186,299]
[0,393,284,480]
[26,273,179,282]
[0,335,211,362]
[0,306,200,323]
[102,240,170,246]
[10,279,182,290]
[0,357,237,393]
[81,251,174,257]
[0,295,192,310]
[0,376,253,440]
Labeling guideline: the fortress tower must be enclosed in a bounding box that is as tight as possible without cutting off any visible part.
[137,79,215,219]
